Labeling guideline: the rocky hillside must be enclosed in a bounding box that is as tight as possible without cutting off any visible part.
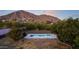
[0,10,60,23]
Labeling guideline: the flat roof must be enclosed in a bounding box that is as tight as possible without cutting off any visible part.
[0,28,11,36]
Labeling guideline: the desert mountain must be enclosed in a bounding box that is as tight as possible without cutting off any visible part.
[0,10,60,23]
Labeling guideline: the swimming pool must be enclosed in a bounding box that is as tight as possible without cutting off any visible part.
[24,34,57,39]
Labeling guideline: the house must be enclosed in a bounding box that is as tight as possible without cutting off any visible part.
[0,28,11,39]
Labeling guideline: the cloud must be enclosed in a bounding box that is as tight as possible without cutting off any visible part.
[43,10,57,16]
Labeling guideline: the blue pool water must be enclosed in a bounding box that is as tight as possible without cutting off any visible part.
[24,34,57,39]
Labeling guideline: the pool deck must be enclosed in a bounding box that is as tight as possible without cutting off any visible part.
[15,39,72,49]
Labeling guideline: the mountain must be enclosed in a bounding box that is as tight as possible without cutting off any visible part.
[0,10,60,23]
[37,14,60,23]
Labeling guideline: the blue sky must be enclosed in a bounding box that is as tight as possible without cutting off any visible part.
[0,10,79,19]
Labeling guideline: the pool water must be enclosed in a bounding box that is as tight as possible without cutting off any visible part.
[24,34,57,39]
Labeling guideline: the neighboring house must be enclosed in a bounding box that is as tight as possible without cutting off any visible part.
[0,29,11,39]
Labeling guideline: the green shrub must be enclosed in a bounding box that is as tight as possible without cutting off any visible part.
[8,28,26,41]
[51,17,79,48]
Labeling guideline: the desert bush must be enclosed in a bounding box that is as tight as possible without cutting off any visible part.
[8,28,26,41]
[51,17,79,48]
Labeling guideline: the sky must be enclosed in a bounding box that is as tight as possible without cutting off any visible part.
[0,10,79,19]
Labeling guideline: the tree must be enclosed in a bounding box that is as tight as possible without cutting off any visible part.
[51,17,79,48]
[25,23,37,30]
[8,28,25,41]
